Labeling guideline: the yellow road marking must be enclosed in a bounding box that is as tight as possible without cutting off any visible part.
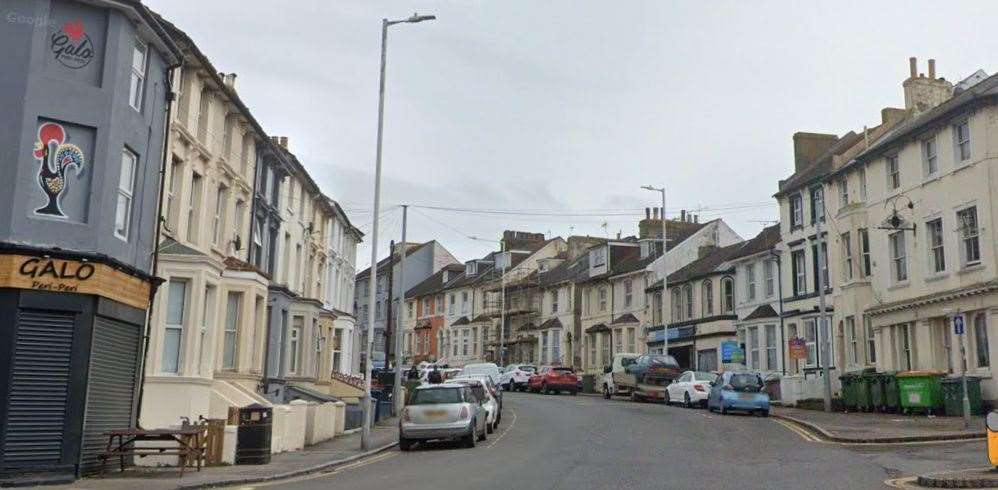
[253,451,398,487]
[487,408,517,449]
[772,418,823,443]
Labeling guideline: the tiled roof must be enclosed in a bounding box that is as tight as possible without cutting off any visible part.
[742,304,779,320]
[356,241,433,279]
[451,316,470,326]
[159,237,207,257]
[405,263,465,298]
[537,253,589,287]
[663,224,781,287]
[611,313,639,325]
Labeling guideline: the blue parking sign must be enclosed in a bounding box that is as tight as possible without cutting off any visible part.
[954,315,965,335]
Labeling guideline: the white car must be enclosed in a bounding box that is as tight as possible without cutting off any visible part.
[459,363,503,387]
[446,378,499,432]
[666,370,718,408]
[500,364,536,391]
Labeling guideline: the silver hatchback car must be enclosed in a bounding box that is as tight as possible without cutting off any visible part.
[400,384,488,450]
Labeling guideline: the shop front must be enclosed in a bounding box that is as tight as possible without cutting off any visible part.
[0,250,155,481]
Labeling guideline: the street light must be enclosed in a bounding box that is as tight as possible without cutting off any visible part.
[641,185,668,358]
[362,12,435,451]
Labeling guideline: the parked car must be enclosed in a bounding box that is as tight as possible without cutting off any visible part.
[453,373,502,420]
[459,363,503,387]
[602,353,639,399]
[617,354,682,402]
[500,364,536,391]
[446,378,499,433]
[706,370,770,416]
[421,367,462,383]
[399,384,488,450]
[666,370,717,407]
[528,366,579,395]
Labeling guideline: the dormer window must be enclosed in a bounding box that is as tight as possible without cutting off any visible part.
[466,261,477,276]
[495,252,511,270]
[591,247,607,267]
[538,261,548,273]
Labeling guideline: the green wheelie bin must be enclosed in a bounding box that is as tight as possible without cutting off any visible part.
[883,371,901,413]
[941,376,983,416]
[869,372,885,411]
[838,373,857,411]
[855,369,875,412]
[896,370,945,415]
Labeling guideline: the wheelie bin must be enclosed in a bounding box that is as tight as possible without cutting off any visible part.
[855,370,874,412]
[896,370,945,415]
[942,376,983,416]
[839,373,857,411]
[883,371,901,413]
[870,372,886,412]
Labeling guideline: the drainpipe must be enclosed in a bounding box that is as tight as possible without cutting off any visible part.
[135,64,179,428]
[769,250,786,375]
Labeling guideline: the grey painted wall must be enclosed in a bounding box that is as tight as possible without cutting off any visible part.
[0,0,173,274]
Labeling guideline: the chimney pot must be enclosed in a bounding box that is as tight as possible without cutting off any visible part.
[694,214,699,223]
[280,136,288,149]
[681,209,687,222]
[652,208,659,220]
[909,57,917,78]
[645,207,650,219]
[928,59,936,79]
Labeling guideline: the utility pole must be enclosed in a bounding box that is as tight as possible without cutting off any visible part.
[392,205,408,416]
[956,311,971,429]
[815,210,832,413]
[498,238,507,367]
[642,186,668,357]
[361,12,434,451]
[385,240,394,367]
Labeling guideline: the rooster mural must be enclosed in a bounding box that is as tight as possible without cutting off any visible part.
[32,122,84,217]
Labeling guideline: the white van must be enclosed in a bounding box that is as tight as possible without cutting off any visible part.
[601,353,639,398]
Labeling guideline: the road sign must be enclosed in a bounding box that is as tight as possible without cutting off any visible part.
[954,315,965,335]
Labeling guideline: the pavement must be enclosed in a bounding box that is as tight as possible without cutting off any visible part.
[42,419,399,490]
[243,392,992,490]
[773,406,986,443]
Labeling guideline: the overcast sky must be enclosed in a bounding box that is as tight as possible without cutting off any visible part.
[146,0,998,268]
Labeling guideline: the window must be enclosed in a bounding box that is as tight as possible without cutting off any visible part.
[845,316,857,365]
[223,292,241,369]
[251,217,263,266]
[886,154,900,191]
[614,329,622,356]
[672,288,682,320]
[859,229,872,277]
[598,287,607,312]
[166,158,181,228]
[115,149,137,240]
[764,260,775,298]
[212,185,227,246]
[787,323,800,374]
[448,294,455,314]
[838,176,849,207]
[804,318,817,367]
[974,313,990,368]
[436,295,444,314]
[162,279,187,373]
[889,231,907,282]
[922,136,938,177]
[841,232,853,282]
[540,331,548,364]
[722,277,734,313]
[222,115,236,157]
[684,285,693,319]
[601,333,610,366]
[746,263,756,301]
[462,329,469,356]
[792,249,806,295]
[954,120,971,163]
[899,324,912,371]
[702,280,713,315]
[865,317,876,364]
[810,187,824,224]
[552,330,561,362]
[624,279,633,307]
[626,327,635,353]
[957,206,981,266]
[197,285,215,375]
[233,199,244,247]
[461,291,469,314]
[589,335,597,368]
[812,242,829,290]
[187,172,203,243]
[129,39,147,110]
[407,301,414,319]
[375,301,382,321]
[858,167,868,202]
[196,88,211,142]
[551,290,559,313]
[592,247,607,267]
[790,194,804,228]
[472,327,479,356]
[927,218,945,273]
[765,325,777,371]
[748,327,759,370]
[289,317,302,373]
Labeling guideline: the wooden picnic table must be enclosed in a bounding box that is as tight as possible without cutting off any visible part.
[99,426,206,477]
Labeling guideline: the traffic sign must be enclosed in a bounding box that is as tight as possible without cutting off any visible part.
[954,315,965,335]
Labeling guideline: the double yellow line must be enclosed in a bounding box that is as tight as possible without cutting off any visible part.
[772,418,823,443]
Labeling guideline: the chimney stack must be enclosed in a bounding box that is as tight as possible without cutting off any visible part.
[928,59,936,79]
[652,208,659,220]
[909,57,917,78]
[220,72,237,89]
[693,214,699,223]
[680,209,686,222]
[645,207,650,219]
[903,57,953,113]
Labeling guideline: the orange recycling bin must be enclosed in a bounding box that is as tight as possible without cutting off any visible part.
[988,411,998,467]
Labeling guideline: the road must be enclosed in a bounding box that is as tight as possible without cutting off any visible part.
[255,392,988,490]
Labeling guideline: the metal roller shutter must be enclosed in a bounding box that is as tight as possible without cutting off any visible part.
[1,309,75,470]
[79,316,141,474]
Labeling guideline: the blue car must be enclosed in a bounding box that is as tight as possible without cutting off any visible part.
[706,371,770,416]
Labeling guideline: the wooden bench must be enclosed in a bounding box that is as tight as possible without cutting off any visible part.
[98,425,207,477]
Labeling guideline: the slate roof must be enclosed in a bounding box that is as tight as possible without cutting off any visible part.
[647,224,781,290]
[742,304,779,320]
[585,323,610,334]
[356,241,434,280]
[451,316,470,326]
[405,263,465,298]
[538,318,563,330]
[537,252,590,287]
[775,131,863,197]
[611,313,639,325]
[159,237,207,256]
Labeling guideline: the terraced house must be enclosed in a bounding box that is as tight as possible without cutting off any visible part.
[402,263,464,364]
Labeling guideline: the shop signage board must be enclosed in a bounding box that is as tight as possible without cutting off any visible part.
[0,254,150,309]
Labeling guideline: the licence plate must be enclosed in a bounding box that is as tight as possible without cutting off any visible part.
[424,409,447,419]
[739,393,754,401]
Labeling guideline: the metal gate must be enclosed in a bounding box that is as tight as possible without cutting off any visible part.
[1,309,75,471]
[79,316,142,474]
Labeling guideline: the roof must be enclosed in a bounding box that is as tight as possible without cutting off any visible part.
[356,242,434,280]
[158,237,207,256]
[537,252,590,287]
[538,318,563,330]
[649,224,781,289]
[611,313,639,325]
[585,323,610,334]
[742,304,779,321]
[451,316,470,326]
[775,132,863,197]
[406,263,465,298]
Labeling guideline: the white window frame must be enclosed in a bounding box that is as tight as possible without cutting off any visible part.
[792,249,806,295]
[187,172,203,243]
[845,316,857,365]
[223,292,240,370]
[858,167,868,202]
[957,206,981,267]
[129,38,147,111]
[889,231,908,282]
[702,280,713,315]
[212,185,227,247]
[115,149,137,240]
[599,287,607,312]
[288,318,302,374]
[954,120,971,163]
[927,218,945,273]
[886,154,900,191]
[765,324,777,371]
[838,176,849,207]
[162,278,188,374]
[922,135,938,177]
[624,279,633,308]
[841,232,853,282]
[748,326,760,370]
[746,263,756,301]
[859,228,871,277]
[764,261,775,298]
[865,317,876,365]
[790,194,803,228]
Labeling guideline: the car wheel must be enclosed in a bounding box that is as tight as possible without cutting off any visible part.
[720,404,728,415]
[684,392,692,408]
[399,438,412,451]
[465,424,477,448]
[487,420,494,434]
[571,390,578,396]
[760,410,770,417]
[478,426,487,441]
[631,391,641,403]
[542,383,548,395]
[603,384,611,399]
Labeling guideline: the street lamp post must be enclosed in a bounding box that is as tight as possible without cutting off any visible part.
[362,12,434,451]
[642,186,668,357]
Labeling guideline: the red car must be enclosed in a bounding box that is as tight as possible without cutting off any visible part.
[528,366,579,395]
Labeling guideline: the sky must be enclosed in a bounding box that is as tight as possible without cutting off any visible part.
[145,0,998,269]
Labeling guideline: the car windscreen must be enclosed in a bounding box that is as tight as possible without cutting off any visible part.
[649,355,680,368]
[621,357,637,367]
[728,373,764,392]
[694,372,717,382]
[520,366,536,373]
[411,388,463,405]
[552,367,574,374]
